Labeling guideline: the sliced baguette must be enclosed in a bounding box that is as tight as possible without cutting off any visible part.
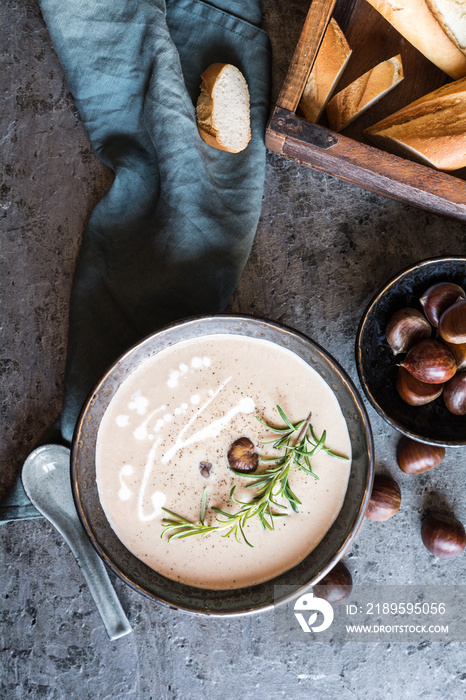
[365,0,466,79]
[425,0,466,56]
[299,18,352,124]
[365,77,466,170]
[196,63,251,153]
[326,55,404,132]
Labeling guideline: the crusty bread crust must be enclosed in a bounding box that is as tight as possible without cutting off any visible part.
[299,18,352,124]
[196,63,224,139]
[196,63,251,154]
[366,0,466,79]
[197,124,233,153]
[425,0,466,56]
[326,55,404,132]
[365,76,466,170]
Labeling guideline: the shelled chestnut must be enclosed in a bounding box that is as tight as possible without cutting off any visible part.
[420,282,465,327]
[400,338,456,384]
[444,371,466,416]
[385,279,466,415]
[386,308,431,355]
[396,366,444,406]
[421,513,466,559]
[314,561,353,606]
[396,437,445,475]
[439,298,466,344]
[227,437,258,473]
[445,341,466,372]
[365,475,401,521]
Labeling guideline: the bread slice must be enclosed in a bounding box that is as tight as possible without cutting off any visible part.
[196,63,251,153]
[326,55,404,132]
[425,0,466,56]
[365,77,466,170]
[365,0,466,79]
[299,18,352,124]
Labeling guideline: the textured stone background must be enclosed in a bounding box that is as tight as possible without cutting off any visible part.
[1,1,466,698]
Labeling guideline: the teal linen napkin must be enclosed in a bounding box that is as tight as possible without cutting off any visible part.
[1,0,270,522]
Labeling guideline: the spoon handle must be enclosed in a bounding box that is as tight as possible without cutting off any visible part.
[61,516,132,640]
[22,445,132,640]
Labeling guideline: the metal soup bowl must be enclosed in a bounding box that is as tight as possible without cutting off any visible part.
[71,315,374,616]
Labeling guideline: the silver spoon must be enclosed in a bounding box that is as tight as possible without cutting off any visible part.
[22,444,132,640]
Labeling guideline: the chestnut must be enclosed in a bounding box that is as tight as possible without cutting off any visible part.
[314,561,352,606]
[444,371,466,415]
[439,297,466,344]
[421,513,466,559]
[199,461,212,478]
[396,366,443,406]
[420,282,465,327]
[365,475,401,521]
[444,341,466,372]
[386,308,431,355]
[400,339,457,384]
[227,437,258,473]
[396,437,445,475]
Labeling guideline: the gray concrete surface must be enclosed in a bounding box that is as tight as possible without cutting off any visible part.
[2,1,466,698]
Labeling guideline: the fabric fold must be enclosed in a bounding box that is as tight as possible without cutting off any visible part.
[1,0,271,522]
[33,0,271,442]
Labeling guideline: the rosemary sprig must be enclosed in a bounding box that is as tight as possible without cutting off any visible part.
[161,406,348,547]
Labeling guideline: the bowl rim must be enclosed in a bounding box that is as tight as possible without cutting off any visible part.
[355,255,466,448]
[71,313,374,616]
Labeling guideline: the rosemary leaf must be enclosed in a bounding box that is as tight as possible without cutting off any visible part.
[161,405,347,546]
[256,416,292,434]
[199,487,208,525]
[276,405,296,430]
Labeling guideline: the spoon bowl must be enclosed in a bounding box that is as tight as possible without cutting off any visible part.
[22,445,132,640]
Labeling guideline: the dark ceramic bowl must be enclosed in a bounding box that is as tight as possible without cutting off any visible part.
[72,315,373,616]
[356,257,466,447]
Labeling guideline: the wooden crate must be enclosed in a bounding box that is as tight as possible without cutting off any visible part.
[265,0,466,221]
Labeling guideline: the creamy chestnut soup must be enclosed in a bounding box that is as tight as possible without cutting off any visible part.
[96,335,351,590]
